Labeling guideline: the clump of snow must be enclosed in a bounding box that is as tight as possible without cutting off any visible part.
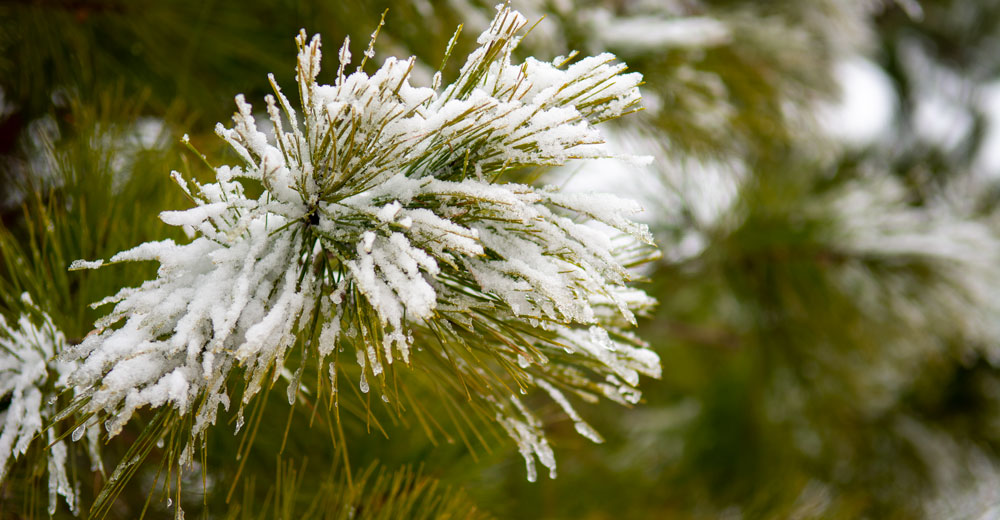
[818,57,897,147]
[584,11,730,51]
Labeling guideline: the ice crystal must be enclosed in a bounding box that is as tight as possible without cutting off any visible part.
[68,5,659,480]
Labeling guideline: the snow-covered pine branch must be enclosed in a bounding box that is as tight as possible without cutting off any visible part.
[67,5,659,482]
[0,295,100,516]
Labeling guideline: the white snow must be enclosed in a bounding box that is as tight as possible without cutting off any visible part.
[586,12,730,51]
[0,297,83,514]
[818,57,897,146]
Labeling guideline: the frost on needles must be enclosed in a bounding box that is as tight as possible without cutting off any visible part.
[67,6,660,482]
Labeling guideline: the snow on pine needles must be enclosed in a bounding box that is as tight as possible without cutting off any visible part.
[0,295,93,516]
[67,6,660,482]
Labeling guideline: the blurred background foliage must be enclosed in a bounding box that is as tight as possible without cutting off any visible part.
[4,0,1000,518]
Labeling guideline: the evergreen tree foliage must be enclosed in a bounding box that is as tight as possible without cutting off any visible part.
[2,1,1000,519]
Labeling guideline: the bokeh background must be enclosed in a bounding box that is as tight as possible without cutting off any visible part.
[4,0,1000,518]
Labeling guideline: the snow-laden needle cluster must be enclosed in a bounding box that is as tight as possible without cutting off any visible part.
[0,295,100,516]
[67,6,660,481]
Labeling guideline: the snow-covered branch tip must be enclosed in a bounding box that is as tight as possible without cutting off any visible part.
[67,5,659,482]
[0,295,101,516]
